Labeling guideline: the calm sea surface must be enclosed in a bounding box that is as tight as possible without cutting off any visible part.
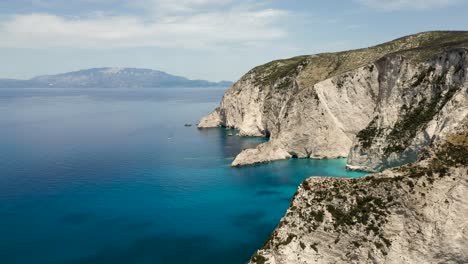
[0,88,367,264]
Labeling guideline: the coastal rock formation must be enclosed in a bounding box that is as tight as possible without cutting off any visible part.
[248,118,468,264]
[200,31,468,263]
[198,31,468,171]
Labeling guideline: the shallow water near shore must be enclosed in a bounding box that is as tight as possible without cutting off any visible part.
[0,88,367,264]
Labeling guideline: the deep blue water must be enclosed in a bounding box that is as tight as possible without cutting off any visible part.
[0,88,367,264]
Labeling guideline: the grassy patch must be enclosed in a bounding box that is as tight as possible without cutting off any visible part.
[251,56,309,89]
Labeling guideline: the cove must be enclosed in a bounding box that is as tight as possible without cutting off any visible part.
[0,88,367,264]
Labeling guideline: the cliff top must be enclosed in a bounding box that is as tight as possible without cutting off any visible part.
[250,31,468,89]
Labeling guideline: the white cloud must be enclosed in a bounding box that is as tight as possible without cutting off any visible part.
[356,0,462,10]
[141,0,234,13]
[0,1,289,49]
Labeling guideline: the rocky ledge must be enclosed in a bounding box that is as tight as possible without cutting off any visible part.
[198,31,468,172]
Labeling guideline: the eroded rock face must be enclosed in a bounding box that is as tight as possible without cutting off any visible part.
[198,31,468,171]
[348,50,468,171]
[248,120,468,264]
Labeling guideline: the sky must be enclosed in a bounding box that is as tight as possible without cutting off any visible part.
[0,0,467,81]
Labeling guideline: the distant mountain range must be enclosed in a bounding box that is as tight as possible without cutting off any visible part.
[0,68,233,88]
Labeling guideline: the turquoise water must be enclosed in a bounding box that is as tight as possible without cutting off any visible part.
[0,88,367,264]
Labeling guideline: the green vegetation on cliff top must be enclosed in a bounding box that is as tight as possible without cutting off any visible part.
[249,31,468,89]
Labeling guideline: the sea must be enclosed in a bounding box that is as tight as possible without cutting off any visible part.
[0,87,367,264]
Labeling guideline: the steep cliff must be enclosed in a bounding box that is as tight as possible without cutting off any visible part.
[198,31,468,171]
[248,117,468,264]
[347,49,468,171]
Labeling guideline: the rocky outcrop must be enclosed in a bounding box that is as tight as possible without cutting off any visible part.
[198,31,468,171]
[248,118,468,264]
[197,107,224,128]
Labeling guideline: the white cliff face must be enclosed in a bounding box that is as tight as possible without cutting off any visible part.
[199,56,382,166]
[198,32,468,171]
[347,50,468,171]
[231,65,380,166]
[199,67,301,137]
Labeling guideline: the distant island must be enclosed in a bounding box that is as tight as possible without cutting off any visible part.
[0,67,233,88]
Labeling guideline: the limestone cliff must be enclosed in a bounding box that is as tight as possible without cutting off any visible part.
[198,31,468,171]
[248,117,468,264]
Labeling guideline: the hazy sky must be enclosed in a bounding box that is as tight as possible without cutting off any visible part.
[1,0,467,81]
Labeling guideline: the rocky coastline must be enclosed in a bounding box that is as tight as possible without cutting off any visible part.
[199,31,468,263]
[199,31,468,172]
